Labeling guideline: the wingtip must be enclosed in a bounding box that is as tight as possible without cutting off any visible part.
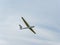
[34,32,36,34]
[21,17,23,18]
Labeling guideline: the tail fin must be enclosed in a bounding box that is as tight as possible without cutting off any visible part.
[19,25,22,30]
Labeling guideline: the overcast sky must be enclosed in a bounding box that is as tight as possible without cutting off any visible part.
[0,0,60,45]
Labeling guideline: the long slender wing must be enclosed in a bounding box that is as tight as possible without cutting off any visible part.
[29,28,36,34]
[21,17,30,27]
[21,17,36,34]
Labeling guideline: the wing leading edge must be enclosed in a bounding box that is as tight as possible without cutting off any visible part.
[21,17,30,27]
[29,28,36,34]
[21,17,36,34]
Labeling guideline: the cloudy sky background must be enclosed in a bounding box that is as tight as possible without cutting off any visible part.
[0,0,60,45]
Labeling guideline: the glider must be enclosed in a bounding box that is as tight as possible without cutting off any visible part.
[19,17,36,34]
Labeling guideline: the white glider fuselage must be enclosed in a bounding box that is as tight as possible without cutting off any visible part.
[19,25,34,29]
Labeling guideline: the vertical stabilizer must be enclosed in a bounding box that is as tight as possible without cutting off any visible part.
[19,25,22,30]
